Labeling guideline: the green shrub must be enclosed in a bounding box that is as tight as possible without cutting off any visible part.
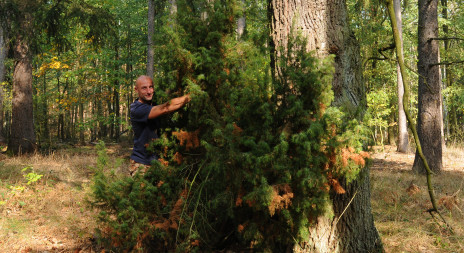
[89,1,369,251]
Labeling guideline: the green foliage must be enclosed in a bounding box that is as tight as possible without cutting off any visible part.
[347,0,420,145]
[365,87,392,144]
[21,166,43,185]
[443,85,464,142]
[90,1,369,251]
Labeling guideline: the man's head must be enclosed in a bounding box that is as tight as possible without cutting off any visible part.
[135,75,154,103]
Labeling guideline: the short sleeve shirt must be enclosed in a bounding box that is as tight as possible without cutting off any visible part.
[130,99,160,165]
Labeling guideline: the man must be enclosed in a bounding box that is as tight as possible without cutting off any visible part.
[130,75,190,176]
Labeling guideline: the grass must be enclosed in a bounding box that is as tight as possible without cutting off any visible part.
[0,143,130,252]
[0,143,462,252]
[370,145,464,253]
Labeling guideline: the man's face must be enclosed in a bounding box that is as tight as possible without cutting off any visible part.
[135,77,154,103]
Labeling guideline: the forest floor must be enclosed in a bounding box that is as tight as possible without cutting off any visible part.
[370,145,464,253]
[0,143,463,252]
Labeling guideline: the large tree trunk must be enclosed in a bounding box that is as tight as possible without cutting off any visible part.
[395,0,409,153]
[269,0,382,252]
[8,14,36,154]
[412,0,442,174]
[269,0,365,114]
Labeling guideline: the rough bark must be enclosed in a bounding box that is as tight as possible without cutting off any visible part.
[269,0,382,252]
[394,0,409,153]
[8,12,36,154]
[269,0,364,114]
[147,0,155,79]
[412,0,442,174]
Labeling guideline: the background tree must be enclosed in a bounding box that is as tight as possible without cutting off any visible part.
[147,0,155,79]
[0,0,115,152]
[0,20,7,144]
[395,0,409,152]
[8,0,37,154]
[412,0,443,174]
[441,0,450,140]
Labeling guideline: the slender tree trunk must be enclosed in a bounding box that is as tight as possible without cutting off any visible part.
[388,108,396,145]
[114,84,120,141]
[441,0,450,142]
[147,0,155,79]
[91,99,96,142]
[107,85,112,139]
[236,0,246,40]
[452,105,457,141]
[111,44,120,141]
[79,98,85,144]
[0,24,7,144]
[77,55,85,145]
[412,0,442,174]
[269,0,381,251]
[394,0,409,153]
[71,105,74,141]
[65,79,71,140]
[126,26,134,142]
[58,77,64,141]
[169,0,177,15]
[8,14,36,154]
[0,24,6,83]
[41,72,49,145]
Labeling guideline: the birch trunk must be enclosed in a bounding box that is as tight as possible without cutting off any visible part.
[394,0,409,153]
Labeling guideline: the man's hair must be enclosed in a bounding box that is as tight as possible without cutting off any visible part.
[135,75,153,87]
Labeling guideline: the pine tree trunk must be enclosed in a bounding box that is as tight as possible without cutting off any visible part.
[8,16,36,154]
[413,0,442,174]
[269,0,382,251]
[395,0,409,153]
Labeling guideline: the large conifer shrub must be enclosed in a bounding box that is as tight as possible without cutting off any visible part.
[90,0,369,251]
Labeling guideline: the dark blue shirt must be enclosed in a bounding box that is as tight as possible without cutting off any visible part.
[130,99,160,165]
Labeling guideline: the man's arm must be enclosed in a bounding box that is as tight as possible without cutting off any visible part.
[147,94,190,119]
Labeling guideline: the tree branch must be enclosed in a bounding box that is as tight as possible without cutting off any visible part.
[428,37,464,42]
[385,0,454,234]
[429,60,464,67]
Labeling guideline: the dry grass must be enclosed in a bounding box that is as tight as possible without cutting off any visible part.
[0,144,130,252]
[370,145,464,253]
[0,143,463,252]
